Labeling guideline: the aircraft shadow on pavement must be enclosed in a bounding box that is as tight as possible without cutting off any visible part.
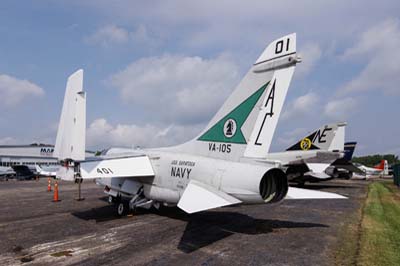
[71,204,328,253]
[72,204,121,222]
[176,211,328,253]
[71,200,185,223]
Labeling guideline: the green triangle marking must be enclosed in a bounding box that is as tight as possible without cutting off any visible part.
[198,82,269,144]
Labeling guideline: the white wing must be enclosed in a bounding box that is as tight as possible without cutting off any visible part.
[57,155,154,180]
[54,69,86,161]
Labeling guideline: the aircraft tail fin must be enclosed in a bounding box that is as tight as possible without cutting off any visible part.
[343,142,357,161]
[384,160,389,175]
[374,160,387,171]
[328,122,346,151]
[54,69,86,161]
[286,122,346,152]
[174,33,301,161]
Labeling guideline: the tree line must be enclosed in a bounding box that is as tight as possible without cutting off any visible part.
[352,154,400,167]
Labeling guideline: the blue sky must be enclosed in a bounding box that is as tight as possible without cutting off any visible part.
[0,0,399,156]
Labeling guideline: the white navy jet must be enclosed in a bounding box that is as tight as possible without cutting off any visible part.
[272,124,362,185]
[55,33,345,216]
[264,122,347,185]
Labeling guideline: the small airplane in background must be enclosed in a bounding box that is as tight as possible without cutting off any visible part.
[35,165,58,178]
[0,164,58,180]
[354,160,389,178]
[54,33,345,216]
[0,166,15,180]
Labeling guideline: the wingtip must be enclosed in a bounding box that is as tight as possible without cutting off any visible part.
[68,69,84,81]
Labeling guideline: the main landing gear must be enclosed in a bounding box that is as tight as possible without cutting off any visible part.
[117,201,128,216]
[108,194,129,216]
[108,187,155,217]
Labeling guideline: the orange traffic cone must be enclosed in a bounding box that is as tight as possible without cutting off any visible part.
[47,178,51,192]
[53,181,60,202]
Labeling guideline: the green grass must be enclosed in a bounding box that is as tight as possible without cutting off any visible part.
[334,184,365,266]
[358,181,400,266]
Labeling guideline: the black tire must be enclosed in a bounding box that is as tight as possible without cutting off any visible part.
[116,202,128,216]
[108,195,114,204]
[338,172,353,180]
[346,172,353,180]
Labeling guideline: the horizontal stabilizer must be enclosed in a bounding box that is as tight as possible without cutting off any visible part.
[178,180,241,214]
[301,151,343,164]
[285,187,347,199]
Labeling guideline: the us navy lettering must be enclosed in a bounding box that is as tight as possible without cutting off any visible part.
[171,167,192,179]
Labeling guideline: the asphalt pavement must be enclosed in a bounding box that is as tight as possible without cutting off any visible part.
[0,178,367,266]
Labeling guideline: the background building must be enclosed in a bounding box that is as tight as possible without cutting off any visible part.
[0,143,95,167]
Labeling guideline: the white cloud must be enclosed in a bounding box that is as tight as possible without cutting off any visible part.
[342,19,400,58]
[282,92,319,121]
[85,25,130,46]
[323,97,358,120]
[108,54,240,124]
[78,0,400,56]
[130,24,158,46]
[296,43,322,78]
[340,18,400,95]
[0,74,44,107]
[86,118,203,149]
[85,24,159,48]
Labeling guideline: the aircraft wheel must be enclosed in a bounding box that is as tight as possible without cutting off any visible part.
[117,202,128,216]
[108,195,114,204]
[346,172,353,180]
